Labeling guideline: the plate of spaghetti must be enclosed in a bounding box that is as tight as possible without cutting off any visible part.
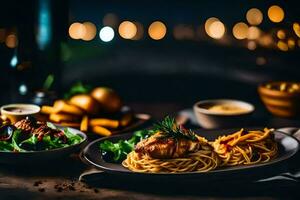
[82,117,299,180]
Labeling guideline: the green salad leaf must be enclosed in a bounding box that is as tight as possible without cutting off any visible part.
[11,129,25,152]
[64,128,83,145]
[0,124,83,152]
[99,129,154,163]
[19,134,38,150]
[0,141,14,152]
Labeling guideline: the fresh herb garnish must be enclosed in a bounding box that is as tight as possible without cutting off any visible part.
[153,116,197,141]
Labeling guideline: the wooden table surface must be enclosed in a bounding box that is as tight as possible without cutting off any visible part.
[0,103,300,200]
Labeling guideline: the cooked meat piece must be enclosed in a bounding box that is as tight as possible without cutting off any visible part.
[33,122,67,142]
[135,132,206,159]
[14,119,37,133]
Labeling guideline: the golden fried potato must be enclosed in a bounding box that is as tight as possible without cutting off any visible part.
[89,118,119,129]
[49,113,79,123]
[80,115,89,132]
[92,126,112,136]
[41,106,56,115]
[69,94,100,115]
[53,100,84,116]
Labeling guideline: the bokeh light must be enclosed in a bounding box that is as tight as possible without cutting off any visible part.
[259,34,273,47]
[232,22,248,40]
[246,8,263,25]
[5,34,18,48]
[288,38,295,49]
[247,26,260,40]
[69,22,86,39]
[99,26,114,42]
[247,41,257,50]
[277,40,288,51]
[205,17,219,37]
[148,21,167,40]
[293,23,300,38]
[208,20,225,39]
[118,21,137,39]
[256,57,267,66]
[82,22,97,41]
[276,30,286,40]
[268,5,284,23]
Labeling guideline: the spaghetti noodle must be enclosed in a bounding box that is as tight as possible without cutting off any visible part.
[211,128,278,166]
[122,145,219,173]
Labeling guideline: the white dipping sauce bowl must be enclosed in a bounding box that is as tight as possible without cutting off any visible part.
[1,104,40,123]
[193,99,255,129]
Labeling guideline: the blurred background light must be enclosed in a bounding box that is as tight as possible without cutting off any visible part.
[288,38,295,49]
[232,22,248,40]
[246,8,263,25]
[99,26,114,42]
[276,30,286,39]
[69,22,86,39]
[208,20,225,39]
[256,56,267,66]
[5,34,18,48]
[277,40,288,51]
[148,21,167,40]
[19,84,28,95]
[118,21,137,39]
[247,26,260,40]
[82,22,97,41]
[247,41,257,50]
[258,34,273,47]
[103,13,118,28]
[293,23,300,38]
[268,5,285,23]
[205,17,218,37]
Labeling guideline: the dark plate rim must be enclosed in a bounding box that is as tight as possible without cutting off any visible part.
[82,129,300,176]
[0,126,87,154]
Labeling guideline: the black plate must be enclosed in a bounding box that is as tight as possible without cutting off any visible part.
[82,128,299,181]
[0,126,87,164]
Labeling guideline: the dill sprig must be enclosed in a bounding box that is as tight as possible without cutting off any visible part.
[153,116,197,141]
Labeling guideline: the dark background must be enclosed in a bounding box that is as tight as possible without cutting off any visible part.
[0,0,299,108]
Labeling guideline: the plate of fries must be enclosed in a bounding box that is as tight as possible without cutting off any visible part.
[39,86,151,137]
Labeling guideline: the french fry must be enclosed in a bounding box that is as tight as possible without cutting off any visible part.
[92,126,112,136]
[59,122,80,128]
[89,118,119,129]
[49,113,79,123]
[80,115,89,132]
[53,100,84,116]
[41,106,56,115]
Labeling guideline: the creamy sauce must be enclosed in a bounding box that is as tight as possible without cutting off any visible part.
[207,104,249,114]
[4,107,35,113]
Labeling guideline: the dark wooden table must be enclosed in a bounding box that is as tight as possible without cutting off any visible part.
[0,103,300,200]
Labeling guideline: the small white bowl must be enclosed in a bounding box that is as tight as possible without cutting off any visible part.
[193,99,255,129]
[1,104,40,123]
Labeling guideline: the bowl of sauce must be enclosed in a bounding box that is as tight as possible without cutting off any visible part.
[193,99,254,129]
[1,104,40,123]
